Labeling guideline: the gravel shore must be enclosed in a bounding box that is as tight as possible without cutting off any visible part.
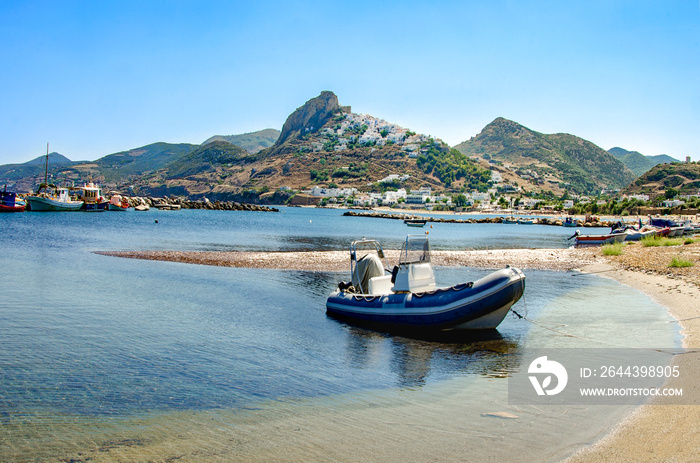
[96,247,603,272]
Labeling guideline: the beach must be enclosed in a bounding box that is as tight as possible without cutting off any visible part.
[98,241,700,462]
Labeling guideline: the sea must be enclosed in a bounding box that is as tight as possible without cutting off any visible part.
[0,207,681,462]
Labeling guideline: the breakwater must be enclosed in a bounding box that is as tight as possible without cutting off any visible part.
[343,211,613,227]
[128,196,279,212]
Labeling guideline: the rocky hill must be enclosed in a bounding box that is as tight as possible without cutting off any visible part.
[454,118,637,195]
[608,147,678,177]
[624,162,700,199]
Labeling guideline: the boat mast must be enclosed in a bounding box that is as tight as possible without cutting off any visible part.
[44,142,49,187]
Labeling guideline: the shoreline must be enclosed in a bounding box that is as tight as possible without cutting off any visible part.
[96,244,700,462]
[565,262,700,463]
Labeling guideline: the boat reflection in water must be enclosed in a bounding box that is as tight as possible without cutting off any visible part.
[337,322,519,387]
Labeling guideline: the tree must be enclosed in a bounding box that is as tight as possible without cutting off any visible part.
[453,194,468,207]
[665,187,678,199]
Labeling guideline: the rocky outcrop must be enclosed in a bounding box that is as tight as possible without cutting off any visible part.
[276,91,340,145]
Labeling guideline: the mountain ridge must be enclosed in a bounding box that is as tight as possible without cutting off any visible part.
[608,146,679,177]
[454,117,637,195]
[0,91,688,202]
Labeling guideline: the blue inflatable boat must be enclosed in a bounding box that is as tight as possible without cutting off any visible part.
[326,236,525,331]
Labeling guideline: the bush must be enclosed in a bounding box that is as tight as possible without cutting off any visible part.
[669,255,694,268]
[601,242,625,256]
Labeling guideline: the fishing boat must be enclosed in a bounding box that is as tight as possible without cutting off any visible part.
[24,143,84,211]
[518,218,534,225]
[563,217,578,227]
[326,235,526,331]
[25,186,84,211]
[79,182,108,211]
[0,186,25,212]
[501,217,518,224]
[108,194,129,211]
[568,230,627,245]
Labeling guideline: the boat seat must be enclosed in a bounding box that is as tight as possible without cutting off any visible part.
[368,275,393,295]
[408,263,436,292]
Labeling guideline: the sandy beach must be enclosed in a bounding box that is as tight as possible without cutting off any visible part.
[96,242,700,462]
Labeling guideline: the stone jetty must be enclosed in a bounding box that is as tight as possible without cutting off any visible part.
[342,210,615,227]
[125,196,279,212]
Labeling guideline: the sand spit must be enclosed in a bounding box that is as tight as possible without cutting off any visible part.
[96,247,602,272]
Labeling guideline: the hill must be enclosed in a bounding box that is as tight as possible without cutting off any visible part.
[25,152,73,165]
[454,118,637,195]
[95,142,199,182]
[624,162,700,199]
[202,128,280,154]
[121,91,494,201]
[609,147,678,177]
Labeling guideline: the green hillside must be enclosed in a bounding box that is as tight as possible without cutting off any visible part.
[166,141,252,177]
[454,118,636,195]
[609,147,678,177]
[625,162,700,199]
[96,142,199,182]
[202,129,279,154]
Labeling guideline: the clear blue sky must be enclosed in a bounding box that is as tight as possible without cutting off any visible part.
[1,0,698,165]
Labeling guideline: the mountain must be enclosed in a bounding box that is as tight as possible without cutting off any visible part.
[95,142,199,182]
[624,161,700,199]
[202,128,280,154]
[3,92,683,202]
[25,152,73,165]
[454,118,637,195]
[609,147,679,177]
[122,91,492,201]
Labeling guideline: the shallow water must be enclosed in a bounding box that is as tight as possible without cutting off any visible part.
[0,208,680,462]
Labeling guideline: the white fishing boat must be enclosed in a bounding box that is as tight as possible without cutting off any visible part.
[24,143,84,211]
[26,187,84,211]
[326,235,526,331]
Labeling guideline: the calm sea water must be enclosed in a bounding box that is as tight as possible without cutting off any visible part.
[0,207,680,462]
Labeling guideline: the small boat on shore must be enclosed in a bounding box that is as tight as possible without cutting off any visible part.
[563,217,578,227]
[326,235,526,331]
[0,186,25,212]
[569,230,627,246]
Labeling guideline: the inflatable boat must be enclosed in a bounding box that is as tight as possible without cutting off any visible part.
[326,235,525,331]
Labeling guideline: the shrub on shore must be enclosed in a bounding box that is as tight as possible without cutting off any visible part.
[641,236,685,247]
[670,255,695,268]
[601,242,625,256]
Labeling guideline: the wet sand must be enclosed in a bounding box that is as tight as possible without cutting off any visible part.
[95,244,700,462]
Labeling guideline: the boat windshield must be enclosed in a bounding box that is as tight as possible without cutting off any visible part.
[399,235,430,265]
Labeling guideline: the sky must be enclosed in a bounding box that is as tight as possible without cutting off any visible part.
[1,0,699,165]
